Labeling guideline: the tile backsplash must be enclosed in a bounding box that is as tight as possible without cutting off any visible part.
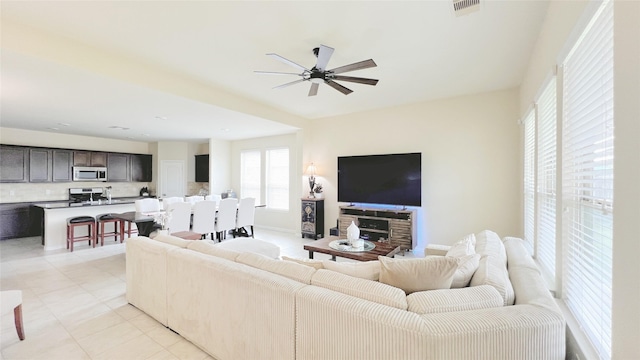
[0,182,151,203]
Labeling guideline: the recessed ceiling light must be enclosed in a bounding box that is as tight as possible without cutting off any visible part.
[142,134,150,137]
[221,128,230,132]
[57,122,70,127]
[46,127,59,131]
[108,126,130,130]
[155,116,167,120]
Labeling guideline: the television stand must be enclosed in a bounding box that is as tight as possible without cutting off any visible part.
[338,205,416,251]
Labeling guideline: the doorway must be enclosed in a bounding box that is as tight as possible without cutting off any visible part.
[160,160,185,197]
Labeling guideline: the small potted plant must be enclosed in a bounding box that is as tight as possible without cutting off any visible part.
[313,183,324,199]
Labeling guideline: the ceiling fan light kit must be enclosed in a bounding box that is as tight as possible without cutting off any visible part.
[255,44,378,96]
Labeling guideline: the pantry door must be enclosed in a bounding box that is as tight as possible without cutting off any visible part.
[160,160,185,197]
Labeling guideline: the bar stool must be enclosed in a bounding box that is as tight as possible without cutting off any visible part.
[66,216,96,252]
[96,213,120,246]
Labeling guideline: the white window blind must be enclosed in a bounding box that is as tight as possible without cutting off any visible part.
[265,148,289,210]
[536,78,557,277]
[240,150,261,200]
[562,0,614,358]
[523,109,536,253]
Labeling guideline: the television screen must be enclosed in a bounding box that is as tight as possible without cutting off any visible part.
[337,152,421,207]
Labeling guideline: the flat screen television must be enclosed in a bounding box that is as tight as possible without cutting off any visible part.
[337,152,422,207]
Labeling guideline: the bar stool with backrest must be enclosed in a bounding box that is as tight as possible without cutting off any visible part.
[96,213,120,246]
[66,215,96,251]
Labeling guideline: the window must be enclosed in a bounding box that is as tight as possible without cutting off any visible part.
[265,148,289,210]
[562,0,613,358]
[536,79,557,278]
[523,109,536,253]
[240,150,261,200]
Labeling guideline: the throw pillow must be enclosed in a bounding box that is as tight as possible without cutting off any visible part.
[321,260,380,281]
[282,256,324,270]
[446,233,476,257]
[450,253,481,288]
[378,256,459,294]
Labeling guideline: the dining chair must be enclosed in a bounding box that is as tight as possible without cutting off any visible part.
[191,200,217,239]
[166,202,192,233]
[135,198,161,213]
[205,194,222,202]
[215,198,238,242]
[185,196,205,207]
[161,196,184,210]
[235,197,256,238]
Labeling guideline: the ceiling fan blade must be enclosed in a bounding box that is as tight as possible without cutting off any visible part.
[315,44,335,71]
[273,79,305,89]
[254,71,303,76]
[332,75,379,86]
[266,53,309,72]
[328,59,377,75]
[325,80,353,95]
[308,83,319,96]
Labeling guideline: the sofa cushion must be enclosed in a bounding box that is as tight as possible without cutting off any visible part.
[282,256,324,270]
[215,238,280,259]
[321,260,380,281]
[378,256,459,294]
[236,252,316,284]
[153,234,191,248]
[470,255,515,306]
[446,233,476,257]
[450,253,481,288]
[187,240,241,261]
[475,230,507,265]
[406,285,504,314]
[311,269,407,310]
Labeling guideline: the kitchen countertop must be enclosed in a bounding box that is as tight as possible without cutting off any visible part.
[32,197,150,209]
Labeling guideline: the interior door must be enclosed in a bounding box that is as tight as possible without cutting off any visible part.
[160,160,185,197]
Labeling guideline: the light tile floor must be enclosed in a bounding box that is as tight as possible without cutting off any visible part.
[0,230,414,359]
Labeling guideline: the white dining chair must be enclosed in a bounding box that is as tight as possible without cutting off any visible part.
[166,202,192,233]
[205,194,222,202]
[135,198,161,213]
[215,198,238,242]
[191,200,217,239]
[235,197,256,238]
[185,196,204,207]
[161,196,184,210]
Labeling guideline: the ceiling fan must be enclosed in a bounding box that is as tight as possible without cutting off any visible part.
[255,44,378,96]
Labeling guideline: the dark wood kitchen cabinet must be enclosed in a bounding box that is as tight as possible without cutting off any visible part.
[0,203,39,240]
[130,154,152,182]
[29,148,52,182]
[0,145,29,183]
[195,154,209,182]
[52,149,72,182]
[73,151,107,167]
[107,153,129,182]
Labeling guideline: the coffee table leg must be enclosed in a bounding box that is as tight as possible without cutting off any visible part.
[308,250,314,259]
[331,255,336,261]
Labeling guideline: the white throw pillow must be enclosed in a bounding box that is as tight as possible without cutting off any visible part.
[378,256,459,294]
[450,253,481,288]
[446,233,476,257]
[321,260,380,281]
[282,256,324,270]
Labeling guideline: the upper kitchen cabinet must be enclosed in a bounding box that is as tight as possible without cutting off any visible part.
[73,151,107,167]
[107,153,129,182]
[195,154,209,182]
[52,149,73,182]
[0,145,29,183]
[130,154,152,182]
[29,148,52,182]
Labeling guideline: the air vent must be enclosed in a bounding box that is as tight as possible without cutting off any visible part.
[453,0,480,16]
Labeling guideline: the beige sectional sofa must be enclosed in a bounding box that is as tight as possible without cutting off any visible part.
[126,231,565,360]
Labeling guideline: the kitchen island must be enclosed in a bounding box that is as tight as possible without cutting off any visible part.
[32,198,146,250]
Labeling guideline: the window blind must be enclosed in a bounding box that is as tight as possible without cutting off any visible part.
[536,78,557,277]
[562,0,613,358]
[265,148,289,210]
[523,109,536,253]
[240,150,261,200]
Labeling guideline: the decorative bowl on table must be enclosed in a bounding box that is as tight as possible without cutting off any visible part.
[328,239,376,252]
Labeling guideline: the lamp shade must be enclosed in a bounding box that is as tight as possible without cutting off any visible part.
[305,163,317,176]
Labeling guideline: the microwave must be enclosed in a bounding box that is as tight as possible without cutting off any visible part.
[73,167,107,182]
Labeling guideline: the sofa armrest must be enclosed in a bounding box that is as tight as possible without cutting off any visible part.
[424,244,451,256]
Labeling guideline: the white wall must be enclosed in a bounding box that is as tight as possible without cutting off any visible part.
[307,89,521,250]
[231,133,301,233]
[0,127,150,154]
[209,139,231,195]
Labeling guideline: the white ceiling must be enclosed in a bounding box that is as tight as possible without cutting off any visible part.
[0,0,550,142]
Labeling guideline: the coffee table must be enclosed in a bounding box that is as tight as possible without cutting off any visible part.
[304,236,401,262]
